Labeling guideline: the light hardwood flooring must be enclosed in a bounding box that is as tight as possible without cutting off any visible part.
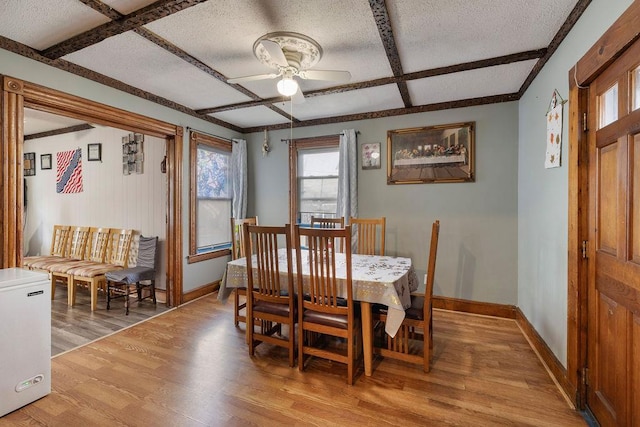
[3,293,585,426]
[51,283,170,356]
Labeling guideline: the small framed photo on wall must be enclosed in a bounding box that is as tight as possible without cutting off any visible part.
[87,143,102,161]
[361,142,381,170]
[40,154,52,170]
[24,152,36,176]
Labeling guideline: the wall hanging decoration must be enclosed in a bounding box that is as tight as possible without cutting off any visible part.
[87,143,102,161]
[40,154,52,170]
[387,122,475,184]
[56,149,83,193]
[262,129,271,156]
[23,152,36,176]
[545,89,566,169]
[122,133,144,175]
[361,142,381,169]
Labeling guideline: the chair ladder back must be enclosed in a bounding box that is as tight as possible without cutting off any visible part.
[299,225,352,314]
[243,224,296,367]
[50,225,71,257]
[296,224,358,384]
[85,227,111,263]
[310,217,345,252]
[310,216,344,229]
[67,226,91,260]
[244,224,291,300]
[231,216,258,260]
[107,229,134,267]
[350,217,386,256]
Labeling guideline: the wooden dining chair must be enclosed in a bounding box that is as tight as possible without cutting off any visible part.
[244,224,296,367]
[231,216,258,326]
[69,228,134,311]
[23,224,71,270]
[349,216,385,255]
[310,216,345,252]
[373,220,439,372]
[295,224,361,385]
[310,216,344,229]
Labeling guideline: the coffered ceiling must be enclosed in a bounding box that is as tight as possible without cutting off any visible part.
[0,0,588,134]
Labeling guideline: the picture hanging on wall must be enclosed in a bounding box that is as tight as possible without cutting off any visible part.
[56,149,83,193]
[122,133,144,175]
[24,152,36,176]
[387,122,475,184]
[361,142,381,169]
[87,143,102,161]
[545,90,565,169]
[40,154,52,170]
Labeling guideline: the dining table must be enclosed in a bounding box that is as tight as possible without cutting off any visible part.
[218,248,419,376]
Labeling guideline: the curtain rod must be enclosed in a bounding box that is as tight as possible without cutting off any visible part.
[280,130,359,143]
[187,127,238,143]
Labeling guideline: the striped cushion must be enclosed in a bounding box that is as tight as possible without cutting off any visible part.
[23,255,54,267]
[29,256,77,270]
[48,260,96,274]
[68,263,123,278]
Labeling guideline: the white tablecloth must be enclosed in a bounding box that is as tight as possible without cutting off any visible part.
[219,249,419,337]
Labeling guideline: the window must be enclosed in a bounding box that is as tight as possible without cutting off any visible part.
[633,65,640,111]
[599,83,618,128]
[188,131,232,263]
[289,135,340,225]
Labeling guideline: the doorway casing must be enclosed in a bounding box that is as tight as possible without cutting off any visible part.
[0,76,183,306]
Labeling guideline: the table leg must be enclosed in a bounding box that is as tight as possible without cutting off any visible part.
[361,301,373,376]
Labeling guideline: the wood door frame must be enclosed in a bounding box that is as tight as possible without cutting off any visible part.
[567,0,640,408]
[0,75,183,307]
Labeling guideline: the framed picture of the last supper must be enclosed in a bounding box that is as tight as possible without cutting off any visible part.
[387,122,475,184]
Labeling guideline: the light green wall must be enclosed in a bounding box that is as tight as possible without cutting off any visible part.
[246,102,519,304]
[517,0,633,366]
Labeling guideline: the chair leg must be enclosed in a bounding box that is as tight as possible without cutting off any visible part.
[234,288,247,327]
[90,278,99,311]
[150,280,156,304]
[68,276,76,307]
[106,281,111,310]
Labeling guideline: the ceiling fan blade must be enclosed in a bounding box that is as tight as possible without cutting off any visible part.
[260,40,289,68]
[298,69,351,82]
[291,87,305,104]
[227,73,279,84]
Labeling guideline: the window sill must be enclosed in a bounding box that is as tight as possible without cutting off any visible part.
[187,248,231,264]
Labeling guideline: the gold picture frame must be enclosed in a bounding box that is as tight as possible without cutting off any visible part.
[387,122,475,184]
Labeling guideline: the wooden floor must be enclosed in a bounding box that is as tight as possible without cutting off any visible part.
[2,293,585,426]
[51,283,170,356]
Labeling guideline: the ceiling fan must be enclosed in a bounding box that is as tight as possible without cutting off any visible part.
[227,32,351,103]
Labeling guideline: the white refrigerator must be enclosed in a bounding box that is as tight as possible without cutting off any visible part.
[0,268,51,417]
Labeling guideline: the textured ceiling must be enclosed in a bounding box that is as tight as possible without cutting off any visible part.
[1,0,586,134]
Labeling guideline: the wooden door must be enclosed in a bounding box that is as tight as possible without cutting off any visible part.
[587,36,640,427]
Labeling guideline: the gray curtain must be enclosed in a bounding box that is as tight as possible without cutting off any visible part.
[231,138,247,219]
[337,129,358,247]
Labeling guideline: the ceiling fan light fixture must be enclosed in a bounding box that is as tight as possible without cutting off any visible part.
[277,76,299,97]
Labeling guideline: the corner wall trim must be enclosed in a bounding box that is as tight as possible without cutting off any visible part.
[515,307,576,406]
[432,295,517,319]
[183,281,219,303]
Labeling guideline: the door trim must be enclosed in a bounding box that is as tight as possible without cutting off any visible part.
[567,0,640,409]
[0,75,184,307]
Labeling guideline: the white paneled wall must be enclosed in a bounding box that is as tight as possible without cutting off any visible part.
[23,124,167,289]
